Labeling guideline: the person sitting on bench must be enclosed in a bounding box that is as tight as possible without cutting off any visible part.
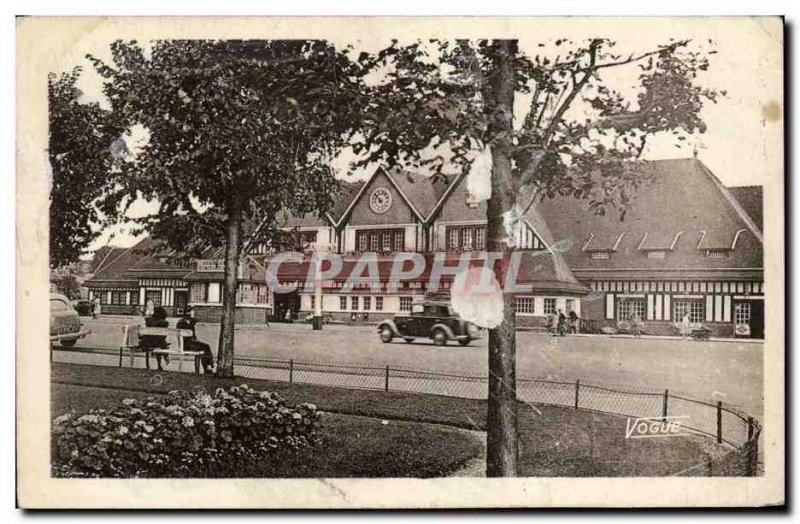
[141,306,170,371]
[176,306,215,375]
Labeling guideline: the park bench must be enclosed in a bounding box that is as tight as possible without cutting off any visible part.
[117,324,204,373]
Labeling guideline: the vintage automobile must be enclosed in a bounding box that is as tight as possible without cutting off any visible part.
[50,293,90,347]
[377,300,481,346]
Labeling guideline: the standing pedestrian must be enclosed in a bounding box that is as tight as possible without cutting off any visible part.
[680,313,692,341]
[92,297,101,319]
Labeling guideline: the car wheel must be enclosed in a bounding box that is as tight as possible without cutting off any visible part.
[432,329,447,346]
[458,338,470,346]
[61,339,76,347]
[379,327,393,343]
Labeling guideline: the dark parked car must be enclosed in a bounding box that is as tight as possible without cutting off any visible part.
[377,300,481,346]
[50,293,90,347]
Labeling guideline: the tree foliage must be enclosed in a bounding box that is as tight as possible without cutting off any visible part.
[48,68,121,267]
[89,40,365,253]
[352,38,722,218]
[88,40,367,376]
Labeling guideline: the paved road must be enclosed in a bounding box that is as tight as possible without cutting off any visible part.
[63,316,763,417]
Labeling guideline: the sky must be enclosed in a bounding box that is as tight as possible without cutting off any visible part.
[53,17,783,252]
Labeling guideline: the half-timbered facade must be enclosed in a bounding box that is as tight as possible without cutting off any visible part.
[84,158,764,337]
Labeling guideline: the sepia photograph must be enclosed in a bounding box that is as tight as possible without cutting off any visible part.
[15,15,784,508]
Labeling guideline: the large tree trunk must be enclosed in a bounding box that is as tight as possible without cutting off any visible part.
[216,194,243,378]
[485,39,519,477]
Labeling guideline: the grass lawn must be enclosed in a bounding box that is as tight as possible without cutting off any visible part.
[52,363,719,477]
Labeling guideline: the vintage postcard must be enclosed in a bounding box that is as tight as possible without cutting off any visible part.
[16,16,784,508]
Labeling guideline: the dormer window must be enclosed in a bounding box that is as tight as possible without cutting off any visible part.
[705,250,729,260]
[590,251,610,260]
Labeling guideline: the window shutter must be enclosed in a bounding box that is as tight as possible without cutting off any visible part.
[605,294,615,320]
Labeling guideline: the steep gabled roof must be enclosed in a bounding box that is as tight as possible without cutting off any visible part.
[85,238,154,287]
[727,185,763,232]
[383,169,454,220]
[533,158,764,280]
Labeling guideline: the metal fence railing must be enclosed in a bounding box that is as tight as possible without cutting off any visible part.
[51,346,761,477]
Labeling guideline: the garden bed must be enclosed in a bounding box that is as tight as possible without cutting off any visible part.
[51,363,719,477]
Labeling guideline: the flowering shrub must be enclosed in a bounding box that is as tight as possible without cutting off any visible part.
[52,384,320,477]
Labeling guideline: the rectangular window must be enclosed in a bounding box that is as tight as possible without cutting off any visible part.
[706,250,728,259]
[543,298,556,315]
[363,296,371,311]
[462,228,473,250]
[111,291,126,305]
[735,302,751,325]
[340,296,347,311]
[207,283,220,304]
[393,230,405,251]
[130,291,139,305]
[475,228,486,250]
[448,228,460,250]
[674,301,704,323]
[515,297,534,315]
[591,251,610,260]
[356,229,406,252]
[400,296,413,312]
[145,289,162,307]
[310,295,315,311]
[618,299,646,320]
[191,284,206,303]
[375,296,384,311]
[647,251,666,259]
[351,296,359,311]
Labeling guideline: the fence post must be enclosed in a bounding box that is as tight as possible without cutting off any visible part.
[385,366,390,392]
[289,359,294,384]
[716,401,723,444]
[662,389,669,419]
[574,380,580,409]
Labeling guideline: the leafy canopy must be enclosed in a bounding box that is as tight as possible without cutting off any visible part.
[89,40,367,255]
[352,38,722,218]
[48,68,122,267]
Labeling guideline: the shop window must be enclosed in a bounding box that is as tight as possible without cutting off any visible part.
[674,301,704,323]
[111,291,127,305]
[515,297,534,315]
[618,299,646,320]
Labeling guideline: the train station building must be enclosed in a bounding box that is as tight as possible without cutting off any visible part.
[84,157,764,338]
